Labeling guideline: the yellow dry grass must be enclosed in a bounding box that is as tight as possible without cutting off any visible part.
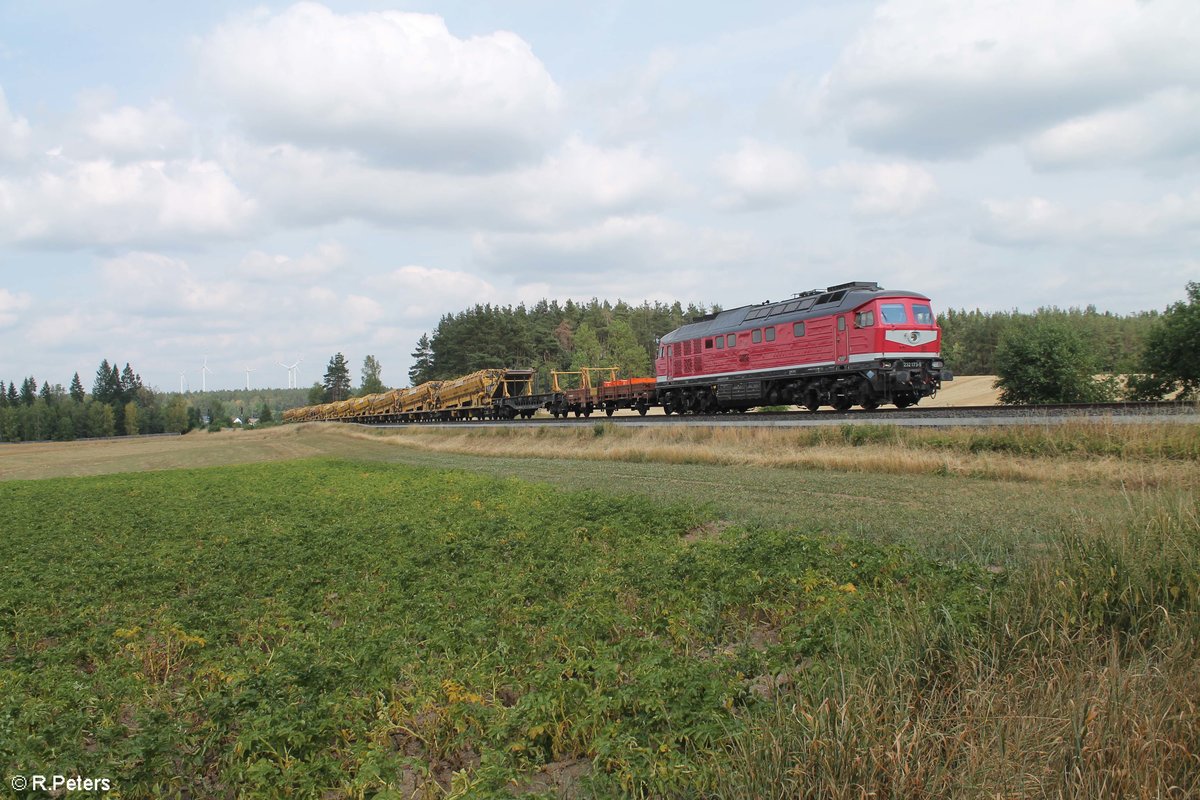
[346,421,1200,490]
[0,425,383,481]
[920,374,1001,406]
[4,419,1196,490]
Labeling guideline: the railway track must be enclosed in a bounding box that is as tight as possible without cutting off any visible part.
[367,401,1198,430]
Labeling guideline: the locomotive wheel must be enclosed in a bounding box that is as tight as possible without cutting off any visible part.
[893,394,916,409]
[861,398,880,411]
[831,396,852,412]
[638,405,648,416]
[605,406,615,417]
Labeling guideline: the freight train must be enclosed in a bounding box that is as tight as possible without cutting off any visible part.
[282,281,952,424]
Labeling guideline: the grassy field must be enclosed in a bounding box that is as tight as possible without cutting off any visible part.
[2,423,1198,798]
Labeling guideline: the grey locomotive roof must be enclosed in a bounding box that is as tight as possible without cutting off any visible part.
[659,281,930,344]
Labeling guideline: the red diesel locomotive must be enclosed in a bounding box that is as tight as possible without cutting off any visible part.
[654,281,952,413]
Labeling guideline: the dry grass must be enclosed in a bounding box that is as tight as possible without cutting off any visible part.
[705,492,1200,799]
[347,421,1200,489]
[8,418,1195,490]
[0,425,392,481]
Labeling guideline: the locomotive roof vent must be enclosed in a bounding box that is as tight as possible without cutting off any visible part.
[826,281,880,292]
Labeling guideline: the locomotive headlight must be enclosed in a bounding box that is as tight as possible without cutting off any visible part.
[932,360,943,369]
[880,361,893,370]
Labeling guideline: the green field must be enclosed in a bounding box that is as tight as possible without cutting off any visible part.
[2,428,1198,798]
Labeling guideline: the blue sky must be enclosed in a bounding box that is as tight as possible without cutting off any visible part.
[1,1,1197,391]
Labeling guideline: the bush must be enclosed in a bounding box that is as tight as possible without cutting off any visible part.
[993,318,1112,404]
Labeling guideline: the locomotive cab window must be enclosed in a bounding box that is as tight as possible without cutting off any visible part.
[752,329,762,344]
[765,326,776,342]
[854,311,875,328]
[792,322,805,337]
[880,303,908,324]
[912,304,933,325]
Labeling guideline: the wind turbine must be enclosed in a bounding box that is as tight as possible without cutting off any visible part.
[201,356,213,393]
[179,371,187,394]
[279,358,301,388]
[243,365,256,390]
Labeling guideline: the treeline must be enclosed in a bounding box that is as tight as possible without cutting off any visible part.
[938,306,1159,375]
[0,360,189,442]
[0,360,309,443]
[409,298,719,386]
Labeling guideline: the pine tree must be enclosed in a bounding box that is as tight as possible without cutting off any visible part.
[20,376,36,406]
[70,372,86,403]
[409,334,434,386]
[119,363,142,404]
[322,353,351,401]
[93,360,115,403]
[7,382,18,406]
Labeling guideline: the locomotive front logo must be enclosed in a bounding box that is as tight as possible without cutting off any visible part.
[907,330,921,343]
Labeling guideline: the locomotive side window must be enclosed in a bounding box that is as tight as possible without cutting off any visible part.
[793,322,805,337]
[837,316,846,332]
[726,333,736,347]
[705,338,714,349]
[855,310,875,327]
[752,329,762,344]
[880,303,908,324]
[765,326,776,342]
[912,304,933,324]
[716,336,724,350]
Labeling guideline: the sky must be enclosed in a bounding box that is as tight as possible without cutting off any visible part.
[1,0,1197,392]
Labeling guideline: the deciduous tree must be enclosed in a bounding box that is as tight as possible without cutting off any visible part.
[993,318,1111,404]
[359,355,385,395]
[1127,282,1200,400]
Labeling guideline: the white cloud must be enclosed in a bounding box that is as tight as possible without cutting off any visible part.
[81,100,191,161]
[0,157,256,248]
[1025,88,1200,170]
[818,0,1200,157]
[0,85,31,161]
[472,214,757,286]
[820,161,936,215]
[712,139,809,211]
[198,2,562,169]
[370,265,500,319]
[240,242,347,281]
[0,287,32,328]
[977,192,1200,246]
[228,136,678,230]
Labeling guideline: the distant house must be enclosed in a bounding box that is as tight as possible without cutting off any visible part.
[232,417,243,425]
